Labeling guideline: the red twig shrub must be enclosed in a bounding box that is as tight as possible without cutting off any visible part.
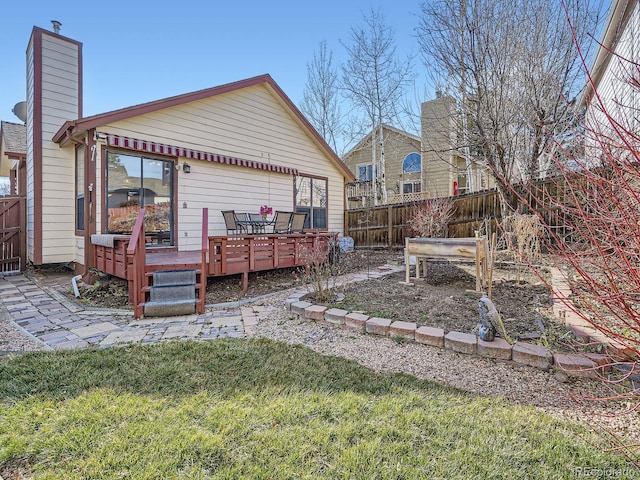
[408,197,454,238]
[500,45,640,464]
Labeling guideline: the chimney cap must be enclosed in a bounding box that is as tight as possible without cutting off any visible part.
[51,20,61,34]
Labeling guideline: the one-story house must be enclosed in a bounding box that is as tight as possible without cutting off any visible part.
[12,24,353,278]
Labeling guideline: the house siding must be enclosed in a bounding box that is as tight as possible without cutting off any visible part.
[26,29,81,265]
[421,97,457,197]
[38,32,81,264]
[26,38,35,262]
[92,84,345,252]
[586,1,640,143]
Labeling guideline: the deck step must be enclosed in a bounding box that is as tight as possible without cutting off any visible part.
[150,284,195,302]
[143,269,198,317]
[153,269,196,287]
[143,299,196,317]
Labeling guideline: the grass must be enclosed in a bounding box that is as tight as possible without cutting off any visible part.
[0,338,635,479]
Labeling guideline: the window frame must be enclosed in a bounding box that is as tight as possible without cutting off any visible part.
[75,145,85,234]
[294,174,328,230]
[104,149,177,247]
[402,152,422,174]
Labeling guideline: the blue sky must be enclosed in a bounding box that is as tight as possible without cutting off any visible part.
[0,0,426,124]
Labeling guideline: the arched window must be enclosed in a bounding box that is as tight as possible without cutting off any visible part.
[402,152,421,173]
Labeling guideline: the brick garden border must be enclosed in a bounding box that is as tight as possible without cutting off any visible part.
[285,294,613,379]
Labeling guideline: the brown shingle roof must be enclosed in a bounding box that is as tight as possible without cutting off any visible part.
[1,121,27,155]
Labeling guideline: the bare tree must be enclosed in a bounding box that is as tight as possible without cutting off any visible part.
[341,8,414,205]
[416,0,601,211]
[301,41,342,154]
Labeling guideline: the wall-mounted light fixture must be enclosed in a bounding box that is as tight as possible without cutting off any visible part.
[182,162,191,173]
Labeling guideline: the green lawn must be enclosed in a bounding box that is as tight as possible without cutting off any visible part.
[0,339,634,479]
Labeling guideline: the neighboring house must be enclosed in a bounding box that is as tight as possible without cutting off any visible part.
[343,96,493,208]
[8,25,353,274]
[343,124,423,208]
[421,95,493,198]
[0,121,27,195]
[582,0,640,148]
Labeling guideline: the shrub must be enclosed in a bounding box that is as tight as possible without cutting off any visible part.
[408,197,454,238]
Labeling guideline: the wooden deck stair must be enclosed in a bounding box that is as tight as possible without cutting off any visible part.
[143,269,200,317]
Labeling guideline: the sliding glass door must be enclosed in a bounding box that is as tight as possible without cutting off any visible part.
[106,151,174,246]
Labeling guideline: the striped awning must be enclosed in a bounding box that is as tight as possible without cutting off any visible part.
[102,133,298,175]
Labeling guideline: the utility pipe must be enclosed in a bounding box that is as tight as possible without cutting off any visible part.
[71,274,82,298]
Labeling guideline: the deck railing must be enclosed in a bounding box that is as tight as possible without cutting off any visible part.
[126,208,147,318]
[208,233,335,290]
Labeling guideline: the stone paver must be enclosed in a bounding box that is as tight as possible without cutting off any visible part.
[389,321,417,341]
[100,330,149,347]
[444,331,477,355]
[71,322,121,338]
[477,337,512,360]
[344,312,369,331]
[512,342,553,370]
[415,326,445,347]
[304,305,327,321]
[324,308,348,325]
[366,317,392,336]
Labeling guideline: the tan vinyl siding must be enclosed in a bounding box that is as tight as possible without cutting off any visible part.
[26,38,35,262]
[39,33,80,263]
[95,83,346,247]
[590,2,640,131]
[422,97,457,197]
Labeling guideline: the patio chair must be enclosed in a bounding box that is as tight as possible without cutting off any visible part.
[222,210,248,235]
[289,212,307,233]
[272,211,293,234]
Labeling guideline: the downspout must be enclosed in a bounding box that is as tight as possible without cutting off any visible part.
[85,130,97,278]
[63,129,96,280]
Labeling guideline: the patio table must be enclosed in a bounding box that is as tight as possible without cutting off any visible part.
[237,214,274,234]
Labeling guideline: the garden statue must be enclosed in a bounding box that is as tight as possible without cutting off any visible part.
[478,295,498,342]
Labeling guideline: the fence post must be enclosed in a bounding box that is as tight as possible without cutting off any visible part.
[387,205,393,249]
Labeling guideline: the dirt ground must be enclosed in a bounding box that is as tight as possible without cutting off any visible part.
[73,248,578,351]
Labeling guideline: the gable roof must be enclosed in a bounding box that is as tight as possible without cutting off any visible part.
[580,0,636,108]
[0,121,27,156]
[343,124,421,159]
[53,74,354,180]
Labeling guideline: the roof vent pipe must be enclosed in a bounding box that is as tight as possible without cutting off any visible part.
[51,20,61,34]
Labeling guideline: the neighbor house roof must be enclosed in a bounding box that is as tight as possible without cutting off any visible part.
[342,124,421,159]
[0,121,27,156]
[53,74,354,180]
[580,0,636,108]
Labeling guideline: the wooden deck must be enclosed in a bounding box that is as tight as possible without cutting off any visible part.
[93,229,335,317]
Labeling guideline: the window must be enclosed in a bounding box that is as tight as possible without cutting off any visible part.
[295,175,327,229]
[357,163,378,181]
[402,152,421,173]
[106,151,174,245]
[75,146,85,232]
[402,181,421,194]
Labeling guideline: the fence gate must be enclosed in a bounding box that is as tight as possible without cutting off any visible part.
[0,196,26,273]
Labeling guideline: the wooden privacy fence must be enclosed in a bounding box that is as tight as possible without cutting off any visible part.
[345,179,569,248]
[345,189,501,248]
[0,196,26,273]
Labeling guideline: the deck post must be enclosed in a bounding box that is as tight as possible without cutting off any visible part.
[241,271,249,291]
[199,208,208,314]
[126,209,147,319]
